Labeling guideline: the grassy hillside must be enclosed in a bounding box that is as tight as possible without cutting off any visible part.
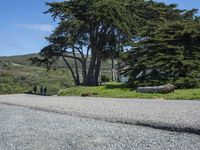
[0,53,74,67]
[0,53,112,70]
[0,53,112,95]
[0,58,74,95]
[0,53,38,65]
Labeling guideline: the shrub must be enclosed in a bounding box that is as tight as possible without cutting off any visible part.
[0,84,12,94]
[174,77,199,89]
[101,75,110,82]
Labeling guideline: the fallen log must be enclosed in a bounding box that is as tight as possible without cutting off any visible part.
[136,84,175,94]
[81,93,98,97]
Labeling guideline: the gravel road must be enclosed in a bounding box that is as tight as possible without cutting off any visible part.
[0,94,200,135]
[1,104,200,150]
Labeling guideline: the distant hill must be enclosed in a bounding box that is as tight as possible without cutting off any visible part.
[0,53,112,70]
[0,53,84,69]
[0,53,39,65]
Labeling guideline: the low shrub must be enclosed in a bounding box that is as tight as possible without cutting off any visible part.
[101,75,110,82]
[0,84,12,94]
[174,77,199,89]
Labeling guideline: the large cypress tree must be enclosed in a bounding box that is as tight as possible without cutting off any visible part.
[125,6,200,88]
[32,0,144,86]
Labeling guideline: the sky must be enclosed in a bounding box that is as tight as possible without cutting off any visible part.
[0,0,200,56]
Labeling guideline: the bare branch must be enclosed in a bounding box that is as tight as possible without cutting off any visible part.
[62,54,82,62]
[73,46,84,58]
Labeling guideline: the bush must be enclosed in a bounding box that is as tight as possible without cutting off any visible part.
[13,84,27,93]
[101,75,110,82]
[174,77,199,89]
[0,84,12,94]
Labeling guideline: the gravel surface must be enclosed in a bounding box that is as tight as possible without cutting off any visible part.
[0,94,200,134]
[0,104,200,150]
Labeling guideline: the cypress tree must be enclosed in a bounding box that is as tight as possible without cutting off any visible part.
[126,7,200,88]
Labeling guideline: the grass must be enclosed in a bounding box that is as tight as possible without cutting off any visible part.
[0,53,112,95]
[58,83,200,100]
[0,62,74,95]
[2,54,200,100]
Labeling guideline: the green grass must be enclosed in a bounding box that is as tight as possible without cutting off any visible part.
[0,62,74,95]
[58,83,200,100]
[0,53,113,95]
[3,54,200,100]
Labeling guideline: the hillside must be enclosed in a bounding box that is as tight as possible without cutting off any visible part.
[0,53,39,65]
[0,53,112,69]
[0,53,112,95]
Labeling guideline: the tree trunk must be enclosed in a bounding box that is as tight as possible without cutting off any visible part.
[86,47,102,86]
[116,59,121,82]
[111,57,115,81]
[82,59,87,85]
[86,49,97,85]
[62,56,79,86]
[93,54,101,85]
[72,48,80,85]
[136,84,175,93]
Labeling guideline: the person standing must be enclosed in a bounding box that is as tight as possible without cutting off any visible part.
[44,86,47,96]
[33,85,37,94]
[40,85,43,95]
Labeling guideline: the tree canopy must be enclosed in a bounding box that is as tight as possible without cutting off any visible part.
[124,6,200,88]
[32,0,200,88]
[33,0,144,86]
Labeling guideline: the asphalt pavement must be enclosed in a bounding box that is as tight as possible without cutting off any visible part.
[0,103,200,150]
[0,94,200,134]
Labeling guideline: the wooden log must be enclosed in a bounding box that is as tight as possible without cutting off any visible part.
[136,84,175,94]
[81,93,98,97]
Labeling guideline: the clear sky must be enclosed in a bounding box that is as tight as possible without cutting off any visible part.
[0,0,200,56]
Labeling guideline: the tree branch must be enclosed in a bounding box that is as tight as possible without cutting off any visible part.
[62,53,82,62]
[62,56,78,85]
[73,46,84,58]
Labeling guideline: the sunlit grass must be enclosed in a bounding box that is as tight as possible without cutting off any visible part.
[0,63,74,95]
[58,83,200,100]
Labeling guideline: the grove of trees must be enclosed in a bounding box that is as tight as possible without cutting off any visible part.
[32,0,200,88]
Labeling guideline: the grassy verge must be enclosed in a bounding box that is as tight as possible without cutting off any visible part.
[58,83,200,100]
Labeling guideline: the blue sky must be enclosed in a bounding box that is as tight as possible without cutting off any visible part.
[0,0,200,56]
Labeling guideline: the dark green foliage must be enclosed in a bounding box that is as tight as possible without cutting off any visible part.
[101,75,110,82]
[125,5,200,88]
[0,84,12,94]
[33,0,144,86]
